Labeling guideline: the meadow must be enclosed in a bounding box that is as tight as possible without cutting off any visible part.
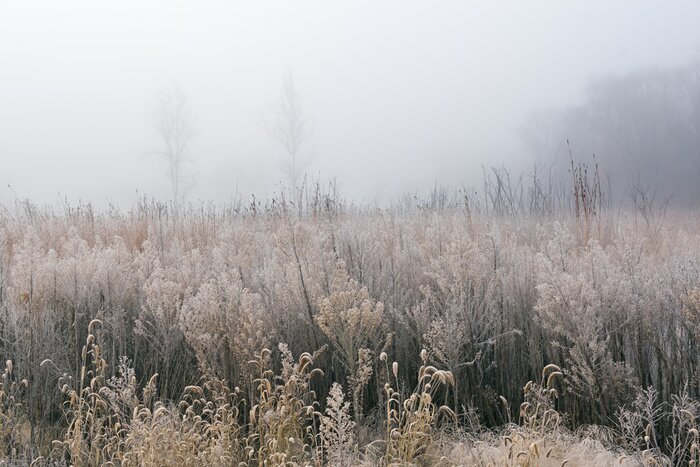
[1,176,700,466]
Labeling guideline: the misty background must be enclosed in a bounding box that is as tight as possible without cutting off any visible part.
[1,1,699,207]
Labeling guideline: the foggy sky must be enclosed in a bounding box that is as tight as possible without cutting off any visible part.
[1,1,699,207]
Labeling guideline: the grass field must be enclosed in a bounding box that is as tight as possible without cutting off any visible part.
[1,187,699,465]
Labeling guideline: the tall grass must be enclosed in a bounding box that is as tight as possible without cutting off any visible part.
[1,180,700,464]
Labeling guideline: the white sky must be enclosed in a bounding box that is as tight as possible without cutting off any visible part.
[1,1,699,206]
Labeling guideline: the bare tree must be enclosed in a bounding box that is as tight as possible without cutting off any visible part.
[154,84,195,205]
[266,70,312,189]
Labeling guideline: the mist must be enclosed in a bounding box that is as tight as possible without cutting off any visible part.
[1,1,699,207]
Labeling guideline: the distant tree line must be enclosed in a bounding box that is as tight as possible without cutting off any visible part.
[523,59,700,204]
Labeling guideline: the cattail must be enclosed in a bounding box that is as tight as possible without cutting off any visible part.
[392,361,399,378]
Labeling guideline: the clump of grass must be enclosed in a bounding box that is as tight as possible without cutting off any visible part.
[438,365,642,466]
[378,350,456,465]
[26,322,676,466]
[46,320,246,466]
[615,386,700,466]
[47,319,124,466]
[246,343,324,465]
[121,377,244,466]
[0,359,29,461]
[519,364,563,434]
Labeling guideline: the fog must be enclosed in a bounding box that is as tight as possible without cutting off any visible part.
[1,1,699,207]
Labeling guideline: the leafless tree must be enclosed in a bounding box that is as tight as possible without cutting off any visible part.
[266,70,312,189]
[154,84,195,206]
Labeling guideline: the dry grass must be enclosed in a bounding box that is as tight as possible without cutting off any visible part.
[1,195,700,465]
